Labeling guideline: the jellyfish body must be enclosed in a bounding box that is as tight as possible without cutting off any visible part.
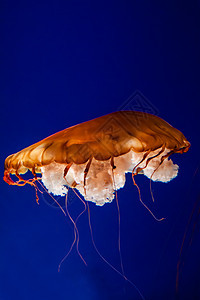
[4,111,190,205]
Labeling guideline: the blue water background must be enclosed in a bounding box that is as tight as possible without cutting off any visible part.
[1,1,200,299]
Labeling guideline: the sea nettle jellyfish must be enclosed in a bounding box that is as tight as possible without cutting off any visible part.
[4,111,190,205]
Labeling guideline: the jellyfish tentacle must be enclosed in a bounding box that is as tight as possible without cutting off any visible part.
[31,167,43,204]
[3,170,15,185]
[86,201,145,300]
[64,162,73,178]
[83,157,92,196]
[32,166,38,180]
[135,145,165,176]
[150,149,175,181]
[58,192,77,272]
[63,162,77,188]
[132,149,151,175]
[132,175,165,222]
[15,170,27,185]
[37,180,66,216]
[110,157,125,277]
[72,191,87,265]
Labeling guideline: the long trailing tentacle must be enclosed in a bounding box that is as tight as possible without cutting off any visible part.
[132,146,174,206]
[58,192,77,272]
[86,201,145,300]
[145,150,175,209]
[57,163,87,270]
[110,157,125,278]
[135,145,165,203]
[58,191,87,272]
[71,189,87,263]
[132,174,165,222]
[144,146,166,203]
[132,146,166,204]
[37,180,67,216]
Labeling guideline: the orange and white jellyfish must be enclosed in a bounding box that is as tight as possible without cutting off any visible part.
[4,111,190,205]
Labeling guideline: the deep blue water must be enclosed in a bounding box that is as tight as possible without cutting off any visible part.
[1,1,200,299]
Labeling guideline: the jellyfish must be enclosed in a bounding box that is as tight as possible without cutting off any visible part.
[4,111,190,205]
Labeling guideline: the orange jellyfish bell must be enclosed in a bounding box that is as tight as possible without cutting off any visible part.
[4,111,190,206]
